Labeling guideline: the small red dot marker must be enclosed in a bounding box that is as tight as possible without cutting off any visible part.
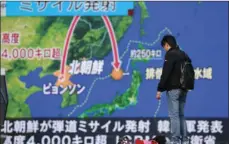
[128,9,134,16]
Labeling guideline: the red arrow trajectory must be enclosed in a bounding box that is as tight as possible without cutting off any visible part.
[60,16,81,79]
[59,16,121,80]
[102,16,122,70]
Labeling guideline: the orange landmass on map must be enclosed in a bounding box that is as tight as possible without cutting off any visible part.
[53,66,73,88]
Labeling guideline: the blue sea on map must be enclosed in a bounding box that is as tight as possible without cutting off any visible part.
[20,2,228,118]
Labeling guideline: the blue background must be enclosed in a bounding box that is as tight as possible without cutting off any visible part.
[4,1,134,16]
[19,2,228,118]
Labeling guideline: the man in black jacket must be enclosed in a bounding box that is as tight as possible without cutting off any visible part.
[156,35,189,144]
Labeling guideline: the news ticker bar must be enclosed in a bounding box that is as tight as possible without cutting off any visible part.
[0,118,228,144]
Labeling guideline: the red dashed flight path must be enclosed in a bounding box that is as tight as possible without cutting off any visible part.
[59,16,122,80]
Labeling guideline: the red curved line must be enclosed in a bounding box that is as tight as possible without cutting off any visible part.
[102,16,120,64]
[60,16,120,79]
[60,16,81,75]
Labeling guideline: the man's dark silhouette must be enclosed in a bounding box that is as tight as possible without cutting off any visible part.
[156,35,189,144]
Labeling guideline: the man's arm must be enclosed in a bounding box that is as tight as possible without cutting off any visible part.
[157,52,176,92]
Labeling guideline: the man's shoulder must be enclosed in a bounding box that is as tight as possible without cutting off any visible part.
[173,48,186,55]
[166,49,180,57]
[166,49,184,61]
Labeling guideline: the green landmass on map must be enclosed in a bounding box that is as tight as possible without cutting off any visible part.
[138,2,149,36]
[1,2,148,118]
[138,2,149,24]
[79,70,142,118]
[5,60,41,117]
[61,90,77,108]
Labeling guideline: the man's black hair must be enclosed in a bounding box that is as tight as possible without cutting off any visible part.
[161,34,179,49]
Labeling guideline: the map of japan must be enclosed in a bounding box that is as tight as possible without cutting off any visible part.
[1,2,227,119]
